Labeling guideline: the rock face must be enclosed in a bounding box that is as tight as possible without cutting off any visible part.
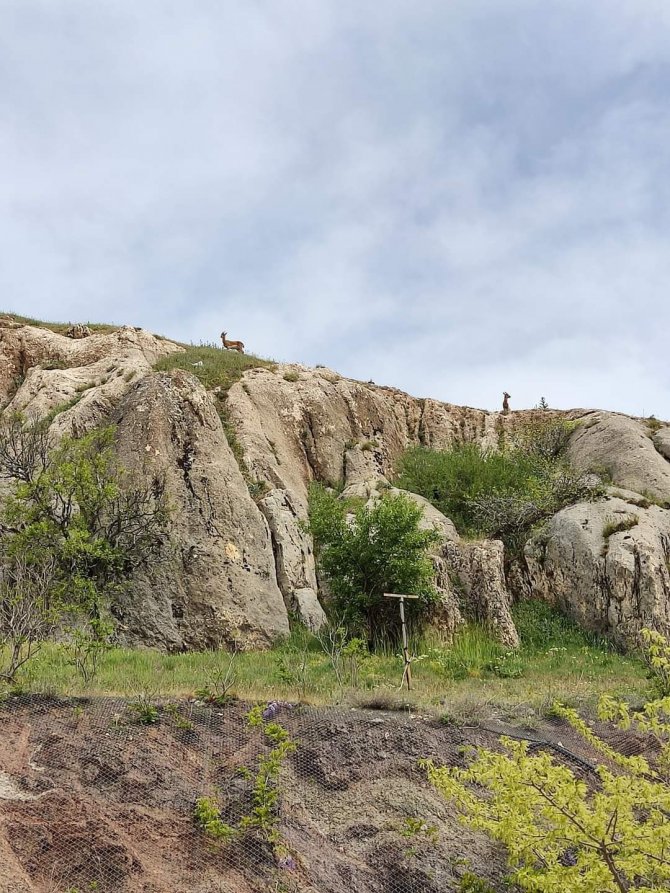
[444,539,520,648]
[568,412,670,504]
[258,487,326,632]
[525,495,670,648]
[111,371,289,650]
[225,365,547,512]
[654,426,670,463]
[0,320,180,436]
[3,318,670,652]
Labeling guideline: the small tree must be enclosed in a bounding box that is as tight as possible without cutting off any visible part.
[309,486,438,647]
[0,416,169,681]
[0,557,57,682]
[424,629,670,892]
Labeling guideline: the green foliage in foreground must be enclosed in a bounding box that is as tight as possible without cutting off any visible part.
[308,485,439,646]
[425,629,670,892]
[0,418,168,683]
[395,419,600,554]
[195,706,296,855]
[154,343,275,394]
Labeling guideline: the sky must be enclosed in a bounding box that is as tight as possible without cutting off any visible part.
[2,1,670,417]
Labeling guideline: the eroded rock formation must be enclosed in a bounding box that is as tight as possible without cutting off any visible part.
[2,317,670,651]
[526,492,670,648]
[110,371,289,650]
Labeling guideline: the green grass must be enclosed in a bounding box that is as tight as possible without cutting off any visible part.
[154,343,275,395]
[4,603,649,721]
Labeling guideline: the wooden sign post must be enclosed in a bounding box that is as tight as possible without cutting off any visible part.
[384,593,419,690]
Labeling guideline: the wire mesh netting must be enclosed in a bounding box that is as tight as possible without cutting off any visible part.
[0,693,661,893]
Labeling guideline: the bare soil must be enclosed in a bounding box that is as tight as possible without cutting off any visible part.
[0,695,654,893]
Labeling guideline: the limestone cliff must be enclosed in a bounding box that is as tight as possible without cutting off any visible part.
[2,316,670,651]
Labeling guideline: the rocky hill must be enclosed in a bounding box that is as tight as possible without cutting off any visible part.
[2,315,670,652]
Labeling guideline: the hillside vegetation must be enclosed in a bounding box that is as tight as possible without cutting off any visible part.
[395,419,601,553]
[154,342,275,393]
[0,311,120,335]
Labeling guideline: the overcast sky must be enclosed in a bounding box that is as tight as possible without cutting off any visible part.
[2,2,669,417]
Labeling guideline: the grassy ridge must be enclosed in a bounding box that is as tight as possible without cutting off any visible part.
[0,312,120,335]
[154,343,275,394]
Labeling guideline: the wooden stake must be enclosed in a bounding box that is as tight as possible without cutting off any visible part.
[384,593,419,690]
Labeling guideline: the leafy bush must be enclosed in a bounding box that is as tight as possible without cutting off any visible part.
[425,629,670,892]
[396,420,600,554]
[308,486,439,647]
[0,417,169,682]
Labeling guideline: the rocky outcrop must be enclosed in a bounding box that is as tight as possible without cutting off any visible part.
[444,539,520,648]
[654,426,670,463]
[110,371,290,650]
[568,412,670,504]
[225,365,550,512]
[525,494,670,648]
[0,320,181,435]
[65,323,92,339]
[258,487,326,631]
[3,318,670,652]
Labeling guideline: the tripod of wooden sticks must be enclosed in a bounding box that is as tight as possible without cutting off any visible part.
[383,592,419,690]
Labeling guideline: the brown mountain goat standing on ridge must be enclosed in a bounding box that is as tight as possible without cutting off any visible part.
[221,331,245,354]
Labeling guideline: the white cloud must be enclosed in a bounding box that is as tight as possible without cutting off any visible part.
[1,1,669,416]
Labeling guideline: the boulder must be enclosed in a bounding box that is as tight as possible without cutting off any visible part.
[525,496,670,648]
[568,412,670,504]
[110,371,290,650]
[444,539,519,648]
[65,323,92,339]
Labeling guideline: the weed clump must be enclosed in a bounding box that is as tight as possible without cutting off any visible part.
[602,514,639,539]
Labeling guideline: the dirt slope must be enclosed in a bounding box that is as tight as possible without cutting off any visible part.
[1,695,656,893]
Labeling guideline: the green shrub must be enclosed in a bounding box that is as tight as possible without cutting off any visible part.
[395,421,599,555]
[425,633,670,892]
[194,796,236,842]
[194,707,296,854]
[308,485,439,647]
[645,415,663,434]
[0,419,168,682]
